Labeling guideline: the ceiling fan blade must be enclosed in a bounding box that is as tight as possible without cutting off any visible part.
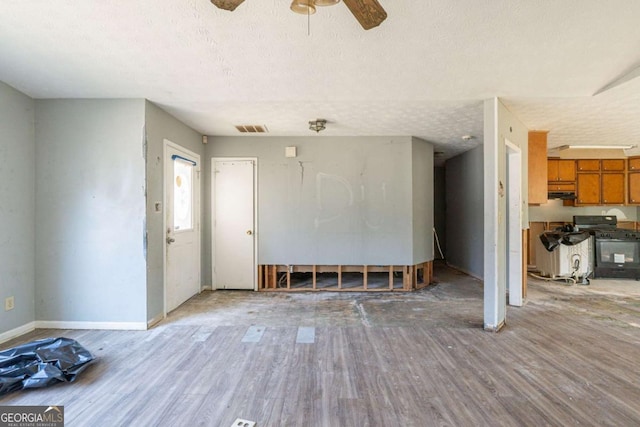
[342,0,387,30]
[210,0,245,12]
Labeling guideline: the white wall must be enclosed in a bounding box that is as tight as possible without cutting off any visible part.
[144,101,204,321]
[483,98,528,331]
[35,99,147,324]
[206,136,432,272]
[445,146,484,278]
[0,82,35,339]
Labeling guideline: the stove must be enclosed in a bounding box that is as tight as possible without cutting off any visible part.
[574,215,640,279]
[573,215,617,232]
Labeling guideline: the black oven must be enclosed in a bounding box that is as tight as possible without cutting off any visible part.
[574,216,640,280]
[594,231,640,279]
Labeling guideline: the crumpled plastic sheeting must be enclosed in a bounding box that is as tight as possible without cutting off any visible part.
[0,337,95,396]
[539,231,591,252]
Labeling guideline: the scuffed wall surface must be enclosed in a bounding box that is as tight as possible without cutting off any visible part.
[35,99,147,323]
[207,136,415,266]
[0,82,35,336]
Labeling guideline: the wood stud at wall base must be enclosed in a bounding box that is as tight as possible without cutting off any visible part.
[257,262,433,292]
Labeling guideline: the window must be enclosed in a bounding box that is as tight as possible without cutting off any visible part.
[173,159,193,231]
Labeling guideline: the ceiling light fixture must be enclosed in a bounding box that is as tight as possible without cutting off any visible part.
[309,119,327,133]
[290,0,341,15]
[290,0,316,15]
[557,144,637,150]
[461,135,475,141]
[314,0,341,5]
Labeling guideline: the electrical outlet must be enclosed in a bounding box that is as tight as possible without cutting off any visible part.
[5,296,14,311]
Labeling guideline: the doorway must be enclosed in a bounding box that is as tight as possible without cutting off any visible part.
[505,140,524,306]
[211,158,257,290]
[164,140,201,313]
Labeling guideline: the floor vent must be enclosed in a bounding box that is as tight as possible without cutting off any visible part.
[235,124,268,133]
[231,419,256,427]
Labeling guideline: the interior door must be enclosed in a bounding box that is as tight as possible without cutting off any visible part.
[165,142,201,312]
[213,159,255,290]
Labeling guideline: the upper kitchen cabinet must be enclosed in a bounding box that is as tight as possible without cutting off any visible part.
[576,159,601,172]
[628,156,640,171]
[628,156,640,204]
[548,159,576,182]
[576,159,626,206]
[601,173,625,204]
[602,159,625,171]
[528,131,548,205]
[576,173,601,205]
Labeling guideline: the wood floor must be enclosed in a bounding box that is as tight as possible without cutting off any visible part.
[2,264,640,426]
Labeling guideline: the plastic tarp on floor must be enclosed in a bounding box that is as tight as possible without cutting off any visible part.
[0,337,95,396]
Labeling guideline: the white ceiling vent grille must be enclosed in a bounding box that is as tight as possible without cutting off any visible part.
[235,125,268,133]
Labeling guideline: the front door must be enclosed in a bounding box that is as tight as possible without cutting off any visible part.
[165,141,201,312]
[212,159,256,290]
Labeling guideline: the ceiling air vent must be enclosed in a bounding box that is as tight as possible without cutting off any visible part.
[235,124,268,133]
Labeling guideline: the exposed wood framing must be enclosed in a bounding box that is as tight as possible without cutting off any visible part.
[258,262,433,292]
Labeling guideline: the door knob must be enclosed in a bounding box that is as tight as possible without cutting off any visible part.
[167,237,176,244]
[246,230,253,235]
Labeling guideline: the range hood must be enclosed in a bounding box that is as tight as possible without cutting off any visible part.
[548,191,576,200]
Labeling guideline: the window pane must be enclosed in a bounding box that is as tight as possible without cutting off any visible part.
[174,160,193,231]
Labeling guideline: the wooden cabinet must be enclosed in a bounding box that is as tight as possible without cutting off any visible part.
[628,157,640,205]
[576,173,601,205]
[528,132,548,205]
[527,222,546,267]
[601,173,625,204]
[547,159,576,181]
[548,183,575,192]
[602,159,625,171]
[629,174,640,204]
[575,159,626,205]
[576,159,600,171]
[629,169,640,205]
[628,157,640,171]
[618,221,636,231]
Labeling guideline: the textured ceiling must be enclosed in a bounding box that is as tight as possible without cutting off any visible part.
[1,0,640,163]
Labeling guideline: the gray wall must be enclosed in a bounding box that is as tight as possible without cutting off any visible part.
[0,82,35,336]
[445,145,484,278]
[35,99,147,323]
[412,137,434,264]
[206,136,424,274]
[433,167,446,259]
[144,101,204,321]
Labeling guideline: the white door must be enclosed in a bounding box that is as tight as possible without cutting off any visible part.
[165,142,201,312]
[212,159,256,290]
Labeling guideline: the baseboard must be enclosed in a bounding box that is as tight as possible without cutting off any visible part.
[484,320,506,332]
[201,285,213,291]
[0,321,36,345]
[35,320,147,331]
[147,313,164,328]
[445,262,484,281]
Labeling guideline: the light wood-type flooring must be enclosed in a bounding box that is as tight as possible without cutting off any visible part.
[2,263,640,426]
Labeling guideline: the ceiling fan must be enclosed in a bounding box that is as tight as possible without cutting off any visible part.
[210,0,387,30]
